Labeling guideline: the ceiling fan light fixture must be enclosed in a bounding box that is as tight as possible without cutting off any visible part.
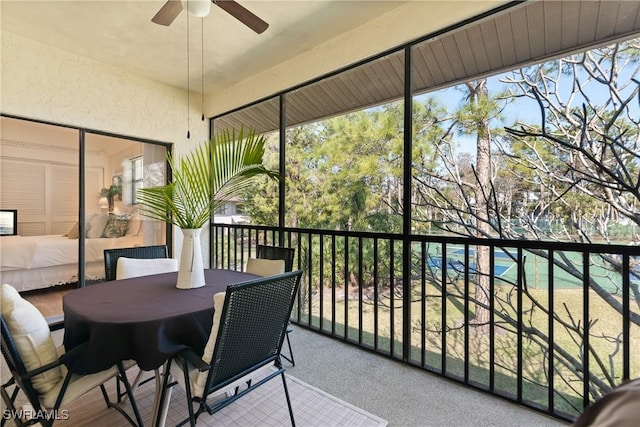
[182,0,211,18]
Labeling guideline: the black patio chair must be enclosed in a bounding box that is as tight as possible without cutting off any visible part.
[104,244,169,281]
[257,244,295,272]
[0,284,143,427]
[157,270,303,427]
[256,244,297,365]
[104,244,173,397]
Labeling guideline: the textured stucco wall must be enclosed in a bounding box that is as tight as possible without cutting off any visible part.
[1,32,208,150]
[1,31,210,264]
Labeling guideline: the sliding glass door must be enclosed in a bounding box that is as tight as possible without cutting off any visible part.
[0,115,170,290]
[84,132,168,284]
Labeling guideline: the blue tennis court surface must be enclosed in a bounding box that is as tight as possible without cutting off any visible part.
[449,248,518,260]
[427,257,512,277]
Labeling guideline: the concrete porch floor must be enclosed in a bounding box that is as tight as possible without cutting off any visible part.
[11,287,570,426]
[286,325,569,427]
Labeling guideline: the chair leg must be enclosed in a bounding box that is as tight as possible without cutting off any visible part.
[118,364,144,427]
[281,327,295,366]
[100,364,144,426]
[181,359,197,427]
[1,379,23,427]
[155,362,173,427]
[119,366,155,403]
[280,372,296,427]
[158,359,198,427]
[129,368,151,391]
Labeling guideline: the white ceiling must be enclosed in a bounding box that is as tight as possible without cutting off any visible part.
[1,0,411,95]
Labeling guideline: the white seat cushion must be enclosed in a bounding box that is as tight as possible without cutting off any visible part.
[245,258,285,277]
[170,292,225,397]
[40,349,137,409]
[39,365,120,409]
[116,257,178,280]
[1,284,63,394]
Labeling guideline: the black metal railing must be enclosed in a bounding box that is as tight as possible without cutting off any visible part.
[212,222,639,422]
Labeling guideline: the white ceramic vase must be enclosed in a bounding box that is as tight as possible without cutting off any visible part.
[176,227,205,289]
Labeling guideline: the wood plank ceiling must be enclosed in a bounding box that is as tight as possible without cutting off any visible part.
[215,0,640,134]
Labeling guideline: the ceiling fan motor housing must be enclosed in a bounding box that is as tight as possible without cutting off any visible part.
[182,0,211,17]
[153,0,268,34]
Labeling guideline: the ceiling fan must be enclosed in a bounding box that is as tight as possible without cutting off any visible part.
[152,0,269,34]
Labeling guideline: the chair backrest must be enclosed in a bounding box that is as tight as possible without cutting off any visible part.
[256,245,295,272]
[245,258,285,277]
[103,244,168,281]
[203,270,302,395]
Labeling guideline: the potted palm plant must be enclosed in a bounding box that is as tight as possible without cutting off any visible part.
[137,128,278,289]
[99,184,120,213]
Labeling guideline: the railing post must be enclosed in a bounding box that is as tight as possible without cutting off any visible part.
[278,94,286,244]
[401,45,413,362]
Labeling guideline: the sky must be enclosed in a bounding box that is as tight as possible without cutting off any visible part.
[414,49,639,156]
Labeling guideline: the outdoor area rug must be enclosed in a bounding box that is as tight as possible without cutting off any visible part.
[21,368,388,426]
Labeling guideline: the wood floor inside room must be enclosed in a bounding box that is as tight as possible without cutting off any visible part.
[22,286,71,317]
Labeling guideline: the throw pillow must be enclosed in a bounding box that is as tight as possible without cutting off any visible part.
[0,284,63,394]
[125,218,141,236]
[66,222,79,239]
[102,216,129,238]
[87,214,110,238]
[85,213,96,232]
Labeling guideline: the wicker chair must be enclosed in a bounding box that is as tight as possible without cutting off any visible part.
[256,245,297,365]
[103,244,169,281]
[157,270,303,427]
[0,284,142,427]
[256,245,295,272]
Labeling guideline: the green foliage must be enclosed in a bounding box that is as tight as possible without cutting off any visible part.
[137,128,278,229]
[100,185,120,198]
[243,103,419,233]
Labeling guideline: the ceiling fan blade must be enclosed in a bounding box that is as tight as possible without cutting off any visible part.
[214,0,269,34]
[152,0,184,26]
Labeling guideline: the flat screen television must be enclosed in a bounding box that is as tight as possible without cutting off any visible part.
[0,209,18,236]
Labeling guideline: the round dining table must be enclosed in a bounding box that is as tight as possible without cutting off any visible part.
[63,268,259,375]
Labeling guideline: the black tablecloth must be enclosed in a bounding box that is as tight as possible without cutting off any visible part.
[63,269,258,374]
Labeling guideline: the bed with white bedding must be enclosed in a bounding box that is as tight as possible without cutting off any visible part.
[0,234,144,292]
[0,213,145,292]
